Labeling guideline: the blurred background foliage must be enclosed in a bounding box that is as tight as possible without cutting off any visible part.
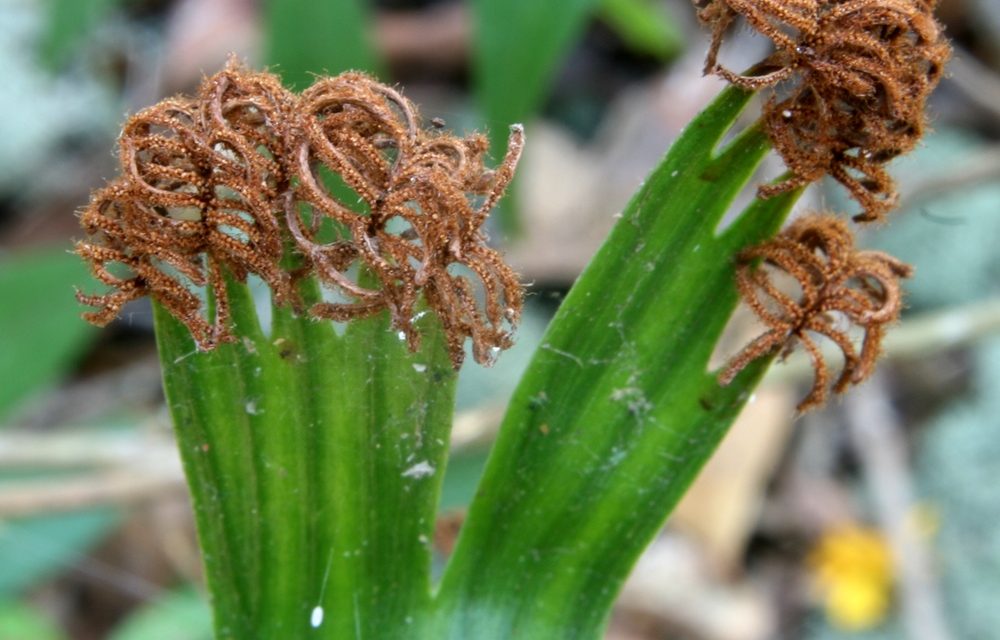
[0,0,998,638]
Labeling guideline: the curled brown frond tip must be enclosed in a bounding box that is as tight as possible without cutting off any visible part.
[719,214,911,412]
[695,0,951,223]
[75,58,524,368]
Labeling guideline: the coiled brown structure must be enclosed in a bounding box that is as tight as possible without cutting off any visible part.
[287,73,523,367]
[76,59,524,367]
[78,73,291,349]
[719,214,912,412]
[695,0,950,222]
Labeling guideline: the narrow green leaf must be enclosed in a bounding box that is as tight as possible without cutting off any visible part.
[0,249,95,422]
[155,274,456,638]
[0,600,66,640]
[471,0,601,233]
[433,87,800,638]
[39,0,120,70]
[0,509,119,597]
[598,0,684,61]
[264,0,380,89]
[110,588,212,640]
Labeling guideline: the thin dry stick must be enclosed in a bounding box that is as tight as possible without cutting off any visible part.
[845,375,954,640]
[767,297,1000,385]
[17,298,1000,517]
[0,470,185,519]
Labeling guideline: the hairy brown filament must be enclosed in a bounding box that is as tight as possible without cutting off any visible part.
[77,65,292,349]
[719,214,912,412]
[695,0,950,222]
[76,59,524,367]
[287,72,524,367]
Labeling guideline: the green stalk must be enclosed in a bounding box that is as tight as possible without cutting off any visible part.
[154,275,456,638]
[431,87,801,638]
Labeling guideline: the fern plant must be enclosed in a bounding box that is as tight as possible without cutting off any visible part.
[74,1,949,637]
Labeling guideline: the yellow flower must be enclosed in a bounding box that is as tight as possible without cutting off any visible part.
[809,526,893,631]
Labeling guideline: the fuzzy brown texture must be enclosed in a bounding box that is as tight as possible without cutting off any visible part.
[697,0,819,84]
[287,73,524,367]
[76,59,524,367]
[719,214,912,412]
[77,67,292,349]
[695,0,950,222]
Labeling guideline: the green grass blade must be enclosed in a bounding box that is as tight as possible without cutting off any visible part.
[264,0,380,88]
[471,0,601,233]
[433,87,801,638]
[154,276,456,638]
[0,509,118,598]
[598,0,684,61]
[0,249,95,422]
[0,600,67,640]
[39,0,120,70]
[109,588,212,640]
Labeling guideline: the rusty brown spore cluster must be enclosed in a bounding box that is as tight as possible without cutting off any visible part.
[696,0,950,223]
[76,60,524,367]
[287,73,523,366]
[719,215,912,412]
[695,1,949,409]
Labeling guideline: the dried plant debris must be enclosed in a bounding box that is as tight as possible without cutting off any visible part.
[76,59,524,367]
[719,214,912,412]
[695,0,950,222]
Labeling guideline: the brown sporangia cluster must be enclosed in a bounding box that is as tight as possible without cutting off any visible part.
[76,59,524,367]
[719,215,912,412]
[696,0,949,408]
[695,0,950,222]
[286,73,523,366]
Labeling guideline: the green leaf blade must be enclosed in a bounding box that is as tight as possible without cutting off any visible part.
[471,0,602,233]
[434,87,799,638]
[39,0,120,70]
[0,509,118,598]
[1,249,95,423]
[598,0,684,61]
[110,588,212,640]
[155,275,457,639]
[264,0,381,88]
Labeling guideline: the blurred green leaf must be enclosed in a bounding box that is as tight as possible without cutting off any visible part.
[471,0,601,232]
[0,249,94,422]
[0,509,119,597]
[110,588,212,640]
[433,88,800,637]
[438,447,490,513]
[39,0,121,70]
[264,0,380,89]
[598,0,684,60]
[0,601,65,640]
